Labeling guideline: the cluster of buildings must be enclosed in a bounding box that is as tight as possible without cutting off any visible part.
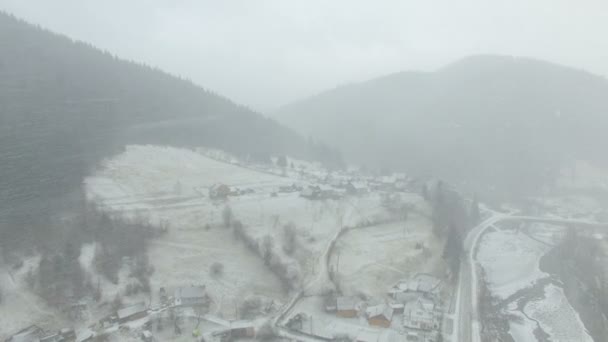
[287,274,442,342]
[208,183,255,200]
[299,173,416,201]
[6,285,214,342]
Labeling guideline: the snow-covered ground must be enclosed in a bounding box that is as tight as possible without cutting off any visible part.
[81,145,437,340]
[476,222,594,341]
[85,146,307,316]
[330,215,440,298]
[0,259,67,339]
[477,228,551,300]
[524,284,593,342]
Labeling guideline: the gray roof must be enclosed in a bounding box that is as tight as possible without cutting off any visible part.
[366,304,393,321]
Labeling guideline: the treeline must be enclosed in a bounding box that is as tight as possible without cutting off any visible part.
[423,181,480,277]
[225,206,301,293]
[0,11,341,257]
[552,228,608,340]
[20,202,160,309]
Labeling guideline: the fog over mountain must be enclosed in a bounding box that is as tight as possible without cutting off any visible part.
[3,3,608,342]
[277,55,608,198]
[2,0,608,110]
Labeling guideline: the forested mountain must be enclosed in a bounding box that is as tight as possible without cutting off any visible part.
[0,12,340,252]
[276,55,608,199]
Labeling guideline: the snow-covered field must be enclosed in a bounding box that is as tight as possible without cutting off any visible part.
[476,223,593,341]
[330,215,440,298]
[84,145,433,322]
[85,146,310,316]
[524,284,592,342]
[477,228,551,300]
[0,144,435,340]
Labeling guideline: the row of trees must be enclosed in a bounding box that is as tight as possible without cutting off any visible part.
[224,205,302,292]
[554,228,608,339]
[424,181,480,278]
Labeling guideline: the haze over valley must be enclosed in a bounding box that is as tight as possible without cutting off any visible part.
[1,3,608,342]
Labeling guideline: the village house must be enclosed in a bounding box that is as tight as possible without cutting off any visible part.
[174,285,208,307]
[402,298,437,331]
[116,302,148,324]
[390,302,405,314]
[326,296,360,318]
[366,304,394,328]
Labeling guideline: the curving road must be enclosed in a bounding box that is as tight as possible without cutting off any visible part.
[452,210,608,342]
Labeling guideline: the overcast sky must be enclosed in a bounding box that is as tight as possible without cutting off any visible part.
[1,0,607,111]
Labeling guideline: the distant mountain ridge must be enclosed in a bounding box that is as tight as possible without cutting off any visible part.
[0,12,340,250]
[276,55,608,198]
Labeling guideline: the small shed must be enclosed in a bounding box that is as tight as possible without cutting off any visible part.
[335,296,359,318]
[390,302,405,314]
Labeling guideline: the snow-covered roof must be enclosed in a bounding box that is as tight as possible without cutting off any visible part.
[389,302,404,310]
[366,304,393,321]
[404,298,435,322]
[336,296,359,311]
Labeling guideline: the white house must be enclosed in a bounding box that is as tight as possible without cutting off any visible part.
[403,298,437,331]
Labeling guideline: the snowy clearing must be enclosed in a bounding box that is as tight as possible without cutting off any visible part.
[524,284,593,342]
[330,216,441,298]
[477,228,551,299]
